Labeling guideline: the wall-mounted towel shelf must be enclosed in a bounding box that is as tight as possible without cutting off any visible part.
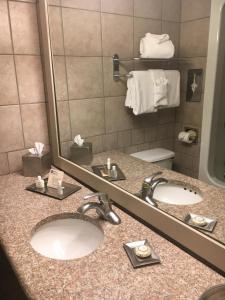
[113,53,181,81]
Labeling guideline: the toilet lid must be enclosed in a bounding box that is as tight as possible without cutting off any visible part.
[131,148,175,163]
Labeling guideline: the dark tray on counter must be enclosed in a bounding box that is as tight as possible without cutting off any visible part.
[26,179,81,200]
[92,163,126,181]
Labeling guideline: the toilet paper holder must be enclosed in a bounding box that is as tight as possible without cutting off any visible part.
[178,127,198,145]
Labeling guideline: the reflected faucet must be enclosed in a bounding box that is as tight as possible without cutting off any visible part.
[77,192,121,225]
[140,172,168,207]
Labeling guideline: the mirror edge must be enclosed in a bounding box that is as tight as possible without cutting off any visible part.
[37,0,225,274]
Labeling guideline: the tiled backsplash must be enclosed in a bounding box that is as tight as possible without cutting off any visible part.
[0,0,49,175]
[49,0,180,158]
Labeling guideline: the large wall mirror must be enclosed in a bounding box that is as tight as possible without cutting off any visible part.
[38,0,225,273]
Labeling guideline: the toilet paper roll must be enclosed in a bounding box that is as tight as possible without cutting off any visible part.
[178,131,195,144]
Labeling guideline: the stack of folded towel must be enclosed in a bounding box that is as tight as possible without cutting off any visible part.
[125,69,180,115]
[140,33,175,59]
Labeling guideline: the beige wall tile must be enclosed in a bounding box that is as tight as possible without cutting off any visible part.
[66,57,103,99]
[180,18,209,58]
[0,153,9,175]
[118,130,132,148]
[134,17,161,56]
[61,0,100,11]
[53,56,68,101]
[124,145,138,154]
[62,8,101,56]
[8,149,27,172]
[101,0,133,16]
[105,96,134,132]
[86,135,103,154]
[103,57,133,97]
[48,0,60,5]
[0,55,18,105]
[132,128,145,145]
[137,142,151,151]
[157,123,175,140]
[182,103,203,128]
[144,126,157,142]
[133,112,159,128]
[162,0,181,22]
[134,0,162,19]
[0,105,24,152]
[162,21,180,57]
[181,0,211,22]
[69,98,105,137]
[9,1,40,54]
[48,6,64,55]
[0,1,12,54]
[102,133,118,151]
[159,109,176,124]
[56,101,71,142]
[21,103,49,147]
[102,13,133,58]
[174,152,194,171]
[15,55,45,103]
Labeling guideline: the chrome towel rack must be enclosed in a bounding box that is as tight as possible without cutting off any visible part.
[112,53,181,81]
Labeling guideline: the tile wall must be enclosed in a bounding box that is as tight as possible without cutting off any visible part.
[174,0,211,178]
[0,0,49,175]
[0,0,211,177]
[49,0,180,158]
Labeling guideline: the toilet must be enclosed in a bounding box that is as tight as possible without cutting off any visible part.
[130,148,175,170]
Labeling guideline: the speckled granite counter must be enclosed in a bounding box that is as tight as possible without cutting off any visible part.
[0,173,225,300]
[83,151,225,245]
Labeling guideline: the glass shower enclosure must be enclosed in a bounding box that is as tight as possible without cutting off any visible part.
[199,0,225,188]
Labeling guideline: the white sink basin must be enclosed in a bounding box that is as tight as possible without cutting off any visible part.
[30,213,104,260]
[154,181,203,205]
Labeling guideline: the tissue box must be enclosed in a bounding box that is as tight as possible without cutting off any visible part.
[70,142,93,165]
[22,152,52,177]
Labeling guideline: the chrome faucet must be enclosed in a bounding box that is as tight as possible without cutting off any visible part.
[140,171,168,207]
[77,192,121,225]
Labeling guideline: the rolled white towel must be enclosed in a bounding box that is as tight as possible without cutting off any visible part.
[140,33,175,59]
[145,33,170,44]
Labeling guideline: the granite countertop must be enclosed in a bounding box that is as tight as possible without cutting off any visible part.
[0,173,225,300]
[85,150,225,245]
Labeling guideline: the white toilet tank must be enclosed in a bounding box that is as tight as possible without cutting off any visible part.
[130,148,175,170]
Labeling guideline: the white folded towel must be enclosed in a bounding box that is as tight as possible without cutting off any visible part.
[150,70,168,107]
[164,70,180,108]
[125,70,180,115]
[140,33,175,59]
[125,71,157,115]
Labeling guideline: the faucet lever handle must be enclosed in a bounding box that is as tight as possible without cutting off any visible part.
[144,171,163,184]
[83,192,109,204]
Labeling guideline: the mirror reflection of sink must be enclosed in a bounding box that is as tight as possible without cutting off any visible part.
[153,181,203,205]
[30,213,104,260]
